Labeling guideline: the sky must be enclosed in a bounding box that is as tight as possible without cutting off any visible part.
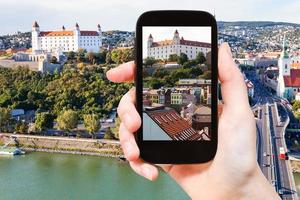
[142,27,211,58]
[0,0,300,34]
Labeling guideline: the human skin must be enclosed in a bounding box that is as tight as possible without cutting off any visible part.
[106,43,280,200]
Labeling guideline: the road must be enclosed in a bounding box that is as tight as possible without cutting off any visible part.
[245,70,298,199]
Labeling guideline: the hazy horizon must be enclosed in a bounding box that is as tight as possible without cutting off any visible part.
[0,0,300,35]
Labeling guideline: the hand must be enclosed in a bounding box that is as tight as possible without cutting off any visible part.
[106,43,280,200]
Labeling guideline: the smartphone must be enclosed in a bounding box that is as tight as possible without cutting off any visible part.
[135,10,218,164]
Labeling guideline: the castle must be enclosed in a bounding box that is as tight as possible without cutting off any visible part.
[32,21,102,52]
[277,35,300,100]
[147,30,211,60]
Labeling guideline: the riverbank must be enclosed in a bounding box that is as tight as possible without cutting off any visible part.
[0,133,124,158]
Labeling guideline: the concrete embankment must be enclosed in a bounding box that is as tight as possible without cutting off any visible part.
[0,133,124,158]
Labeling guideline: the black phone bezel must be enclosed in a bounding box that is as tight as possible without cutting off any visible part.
[135,10,218,164]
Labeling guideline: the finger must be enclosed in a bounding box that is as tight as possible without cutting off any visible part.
[218,43,250,111]
[119,122,140,161]
[117,88,141,133]
[129,159,159,181]
[106,61,135,83]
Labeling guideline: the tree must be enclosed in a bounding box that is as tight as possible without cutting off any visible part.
[67,51,75,60]
[111,117,120,139]
[57,110,78,133]
[50,56,58,64]
[195,52,206,64]
[0,107,10,131]
[183,60,197,68]
[35,112,54,132]
[105,51,113,64]
[104,127,114,139]
[168,54,179,62]
[77,48,87,62]
[293,100,300,111]
[144,57,156,67]
[83,114,100,138]
[87,52,95,64]
[200,71,211,79]
[295,111,300,121]
[15,122,28,134]
[177,53,188,65]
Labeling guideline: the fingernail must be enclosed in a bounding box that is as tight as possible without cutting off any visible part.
[142,166,153,180]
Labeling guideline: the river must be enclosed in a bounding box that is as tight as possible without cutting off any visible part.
[0,152,189,200]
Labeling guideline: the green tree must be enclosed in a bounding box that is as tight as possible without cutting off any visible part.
[83,114,100,138]
[105,51,113,64]
[183,60,197,68]
[57,110,78,133]
[77,48,87,62]
[50,56,58,64]
[0,107,10,131]
[177,53,188,65]
[195,52,206,64]
[15,122,28,134]
[293,100,300,111]
[67,51,75,60]
[87,52,95,64]
[295,111,300,121]
[35,112,54,132]
[104,127,114,139]
[144,57,157,67]
[200,71,211,79]
[111,117,120,139]
[168,54,179,62]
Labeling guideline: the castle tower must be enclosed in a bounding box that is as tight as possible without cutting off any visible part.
[74,23,80,51]
[173,29,180,45]
[147,34,153,48]
[32,21,40,52]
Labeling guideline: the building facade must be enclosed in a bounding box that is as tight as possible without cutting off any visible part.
[32,21,102,52]
[147,30,211,60]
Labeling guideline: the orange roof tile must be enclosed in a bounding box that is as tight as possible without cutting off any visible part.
[145,108,202,140]
[40,31,74,37]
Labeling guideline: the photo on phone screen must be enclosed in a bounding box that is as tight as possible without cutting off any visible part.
[142,26,212,141]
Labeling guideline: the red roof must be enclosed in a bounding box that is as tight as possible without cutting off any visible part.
[39,30,99,37]
[145,108,202,140]
[80,31,99,36]
[283,69,300,87]
[151,39,211,48]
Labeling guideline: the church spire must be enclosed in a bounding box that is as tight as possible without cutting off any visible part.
[281,34,289,59]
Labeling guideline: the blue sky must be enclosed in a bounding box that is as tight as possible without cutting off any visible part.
[0,0,300,34]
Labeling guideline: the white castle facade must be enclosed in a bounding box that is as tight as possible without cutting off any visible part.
[147,30,211,60]
[32,21,102,52]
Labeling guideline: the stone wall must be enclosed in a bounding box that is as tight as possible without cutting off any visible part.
[0,134,123,157]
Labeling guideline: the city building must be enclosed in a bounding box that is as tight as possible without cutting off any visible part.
[143,106,203,141]
[277,35,300,100]
[32,21,102,52]
[147,30,211,60]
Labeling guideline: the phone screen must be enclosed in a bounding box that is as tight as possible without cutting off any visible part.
[142,26,212,141]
